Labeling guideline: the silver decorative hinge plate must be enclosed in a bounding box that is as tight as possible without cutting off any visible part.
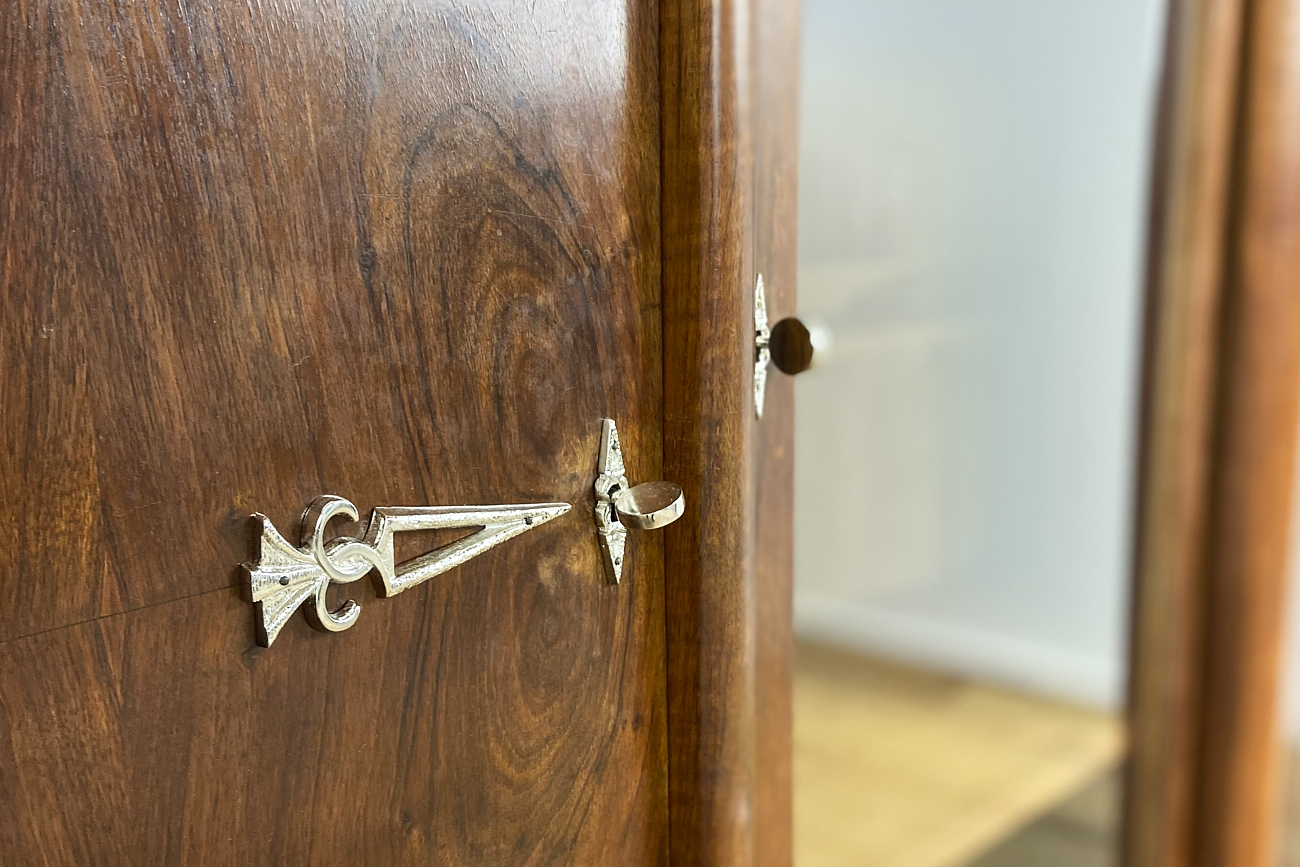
[244,495,570,646]
[754,274,772,418]
[591,418,685,583]
[594,419,630,584]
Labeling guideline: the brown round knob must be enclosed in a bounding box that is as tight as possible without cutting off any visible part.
[770,317,815,375]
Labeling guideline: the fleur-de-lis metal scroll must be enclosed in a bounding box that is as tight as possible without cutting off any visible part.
[244,495,570,646]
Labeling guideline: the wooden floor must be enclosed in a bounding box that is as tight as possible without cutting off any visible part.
[794,642,1123,867]
[968,772,1118,867]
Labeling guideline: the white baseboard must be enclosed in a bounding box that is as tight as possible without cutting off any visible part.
[795,591,1124,711]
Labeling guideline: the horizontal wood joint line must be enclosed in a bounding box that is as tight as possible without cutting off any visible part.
[0,584,238,648]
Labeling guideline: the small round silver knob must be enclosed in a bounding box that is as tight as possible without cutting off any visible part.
[613,481,686,531]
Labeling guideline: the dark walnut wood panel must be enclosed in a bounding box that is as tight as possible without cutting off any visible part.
[0,0,661,641]
[661,0,757,865]
[1,0,669,864]
[0,523,665,866]
[659,0,800,863]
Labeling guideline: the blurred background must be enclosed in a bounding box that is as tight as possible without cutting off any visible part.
[792,1,1165,864]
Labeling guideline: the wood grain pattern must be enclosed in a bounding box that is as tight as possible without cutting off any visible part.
[1,551,665,866]
[661,1,756,865]
[1189,0,1300,860]
[1123,0,1246,863]
[1,1,668,863]
[1124,0,1300,864]
[660,0,798,864]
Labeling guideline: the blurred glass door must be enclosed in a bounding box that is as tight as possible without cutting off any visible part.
[793,2,1167,864]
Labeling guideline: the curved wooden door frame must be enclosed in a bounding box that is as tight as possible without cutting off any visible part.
[1125,0,1300,864]
[657,0,1300,864]
[660,1,799,865]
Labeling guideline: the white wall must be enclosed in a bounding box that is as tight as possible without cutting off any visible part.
[794,0,1167,709]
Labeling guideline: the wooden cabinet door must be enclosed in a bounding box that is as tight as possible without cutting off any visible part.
[0,2,669,864]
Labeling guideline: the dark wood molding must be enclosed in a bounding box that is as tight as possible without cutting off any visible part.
[1124,0,1246,862]
[1125,0,1300,864]
[1190,0,1300,858]
[660,0,799,864]
[661,1,756,864]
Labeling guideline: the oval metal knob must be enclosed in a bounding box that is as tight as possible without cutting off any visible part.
[613,481,686,530]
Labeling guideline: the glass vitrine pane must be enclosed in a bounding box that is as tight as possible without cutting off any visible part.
[793,1,1167,863]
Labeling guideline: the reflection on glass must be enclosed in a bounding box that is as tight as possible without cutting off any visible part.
[792,0,1166,864]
